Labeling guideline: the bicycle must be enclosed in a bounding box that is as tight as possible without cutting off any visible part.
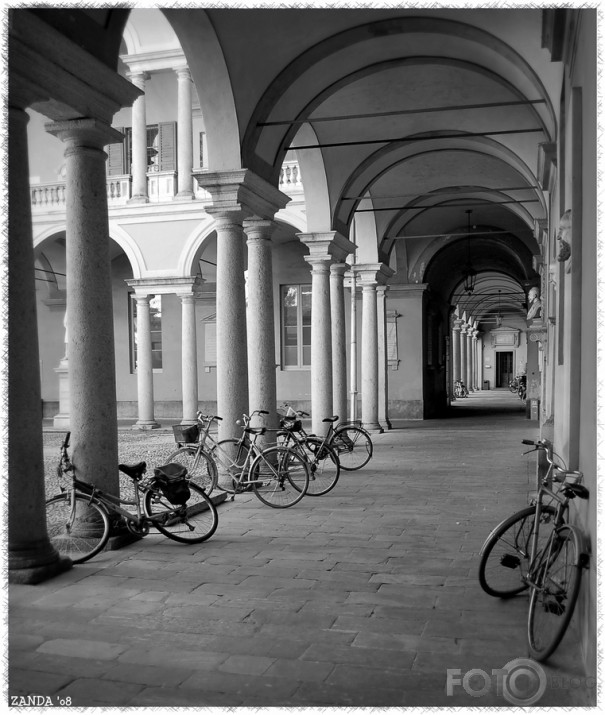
[45,432,218,564]
[509,376,521,393]
[208,410,310,508]
[280,405,373,471]
[277,408,341,496]
[477,438,590,661]
[454,380,469,398]
[168,418,218,495]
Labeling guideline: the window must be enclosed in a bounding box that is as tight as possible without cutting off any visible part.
[281,284,311,368]
[129,294,163,373]
[107,123,177,175]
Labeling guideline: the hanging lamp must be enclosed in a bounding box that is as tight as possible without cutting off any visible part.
[463,209,477,294]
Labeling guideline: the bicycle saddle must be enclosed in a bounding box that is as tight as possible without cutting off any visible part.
[119,462,147,480]
[323,416,339,423]
[245,427,266,435]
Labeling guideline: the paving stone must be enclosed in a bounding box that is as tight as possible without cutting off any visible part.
[37,638,127,660]
[54,677,144,707]
[217,654,275,675]
[264,657,334,682]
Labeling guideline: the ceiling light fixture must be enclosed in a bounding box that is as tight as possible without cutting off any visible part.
[463,209,477,294]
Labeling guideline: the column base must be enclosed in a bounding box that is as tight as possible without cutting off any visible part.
[173,191,194,201]
[362,422,384,434]
[53,414,71,429]
[132,420,161,430]
[127,195,149,205]
[8,543,73,584]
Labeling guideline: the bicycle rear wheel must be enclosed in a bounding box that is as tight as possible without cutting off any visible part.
[45,492,110,564]
[527,524,584,661]
[299,436,340,496]
[478,505,558,598]
[250,446,309,508]
[213,439,250,493]
[332,425,373,470]
[144,482,218,544]
[167,446,217,496]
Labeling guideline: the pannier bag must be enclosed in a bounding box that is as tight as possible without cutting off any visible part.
[153,463,191,505]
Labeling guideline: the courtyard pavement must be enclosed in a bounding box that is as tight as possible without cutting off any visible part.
[8,391,596,708]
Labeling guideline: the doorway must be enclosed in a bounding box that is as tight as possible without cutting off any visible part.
[496,351,514,387]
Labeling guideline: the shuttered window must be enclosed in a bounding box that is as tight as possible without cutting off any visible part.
[107,123,177,175]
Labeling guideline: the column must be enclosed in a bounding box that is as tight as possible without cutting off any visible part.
[376,285,390,430]
[460,325,468,388]
[472,330,480,389]
[330,263,349,424]
[359,276,381,433]
[128,71,149,204]
[175,66,194,200]
[8,101,71,583]
[306,257,333,435]
[244,218,278,433]
[131,295,160,429]
[466,329,473,391]
[46,118,123,496]
[181,293,199,424]
[452,318,463,398]
[214,214,249,439]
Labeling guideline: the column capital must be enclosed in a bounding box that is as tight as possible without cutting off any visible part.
[45,118,124,149]
[174,66,192,82]
[126,70,151,87]
[356,263,394,287]
[297,231,356,263]
[194,169,290,220]
[304,255,332,273]
[243,217,276,242]
[330,263,350,277]
[125,277,202,297]
[453,318,464,331]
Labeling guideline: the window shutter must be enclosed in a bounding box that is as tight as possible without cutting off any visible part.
[106,127,126,175]
[158,122,177,171]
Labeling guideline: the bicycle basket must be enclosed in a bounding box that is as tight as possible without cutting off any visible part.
[280,417,302,432]
[153,463,191,505]
[172,423,199,444]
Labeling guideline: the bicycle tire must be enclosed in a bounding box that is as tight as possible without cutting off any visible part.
[297,436,340,496]
[249,446,309,508]
[478,505,558,598]
[144,482,218,544]
[213,439,251,493]
[331,425,373,470]
[509,384,518,393]
[167,446,218,496]
[45,492,110,564]
[527,524,584,661]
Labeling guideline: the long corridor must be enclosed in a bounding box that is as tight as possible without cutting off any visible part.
[9,392,594,707]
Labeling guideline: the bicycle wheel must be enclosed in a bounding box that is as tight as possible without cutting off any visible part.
[144,482,218,544]
[509,383,518,393]
[213,439,250,493]
[478,505,558,598]
[527,524,584,661]
[331,425,373,470]
[249,446,309,508]
[167,446,217,496]
[45,492,110,564]
[298,436,340,496]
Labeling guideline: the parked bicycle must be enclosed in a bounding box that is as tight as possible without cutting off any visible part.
[169,418,218,495]
[45,432,218,564]
[517,375,527,401]
[454,379,469,398]
[478,438,589,661]
[509,376,521,392]
[279,405,373,471]
[277,408,341,495]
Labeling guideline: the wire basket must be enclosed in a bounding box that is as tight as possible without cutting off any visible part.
[280,417,302,432]
[172,424,200,444]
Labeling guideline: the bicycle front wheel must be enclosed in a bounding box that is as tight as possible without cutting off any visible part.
[527,524,584,661]
[167,446,217,496]
[213,439,250,493]
[250,447,309,508]
[144,482,218,544]
[478,505,558,598]
[45,492,110,564]
[300,436,340,496]
[332,426,373,470]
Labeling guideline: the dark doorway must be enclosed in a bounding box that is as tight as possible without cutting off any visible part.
[496,351,514,387]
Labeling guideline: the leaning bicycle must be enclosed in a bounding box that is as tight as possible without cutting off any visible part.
[45,432,218,563]
[478,438,589,661]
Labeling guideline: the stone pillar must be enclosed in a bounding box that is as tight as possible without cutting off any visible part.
[128,71,149,204]
[180,293,199,424]
[466,329,473,391]
[175,66,194,200]
[330,263,349,424]
[359,276,381,432]
[46,118,123,496]
[452,318,463,397]
[472,330,480,390]
[244,218,278,433]
[8,101,71,583]
[306,257,333,435]
[376,285,390,430]
[132,295,160,429]
[460,325,468,388]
